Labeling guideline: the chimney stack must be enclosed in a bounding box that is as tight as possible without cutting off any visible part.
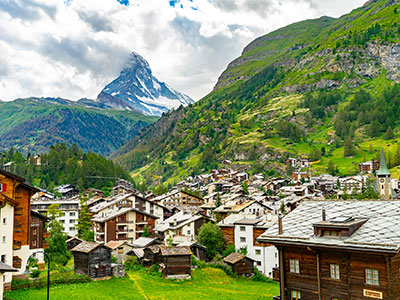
[322,209,326,221]
[278,214,283,235]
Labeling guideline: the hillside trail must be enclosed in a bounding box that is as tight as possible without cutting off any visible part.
[129,273,149,300]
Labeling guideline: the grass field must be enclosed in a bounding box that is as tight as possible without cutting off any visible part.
[6,268,280,300]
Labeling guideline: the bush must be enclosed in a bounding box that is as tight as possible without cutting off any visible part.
[222,244,236,257]
[148,264,161,277]
[252,267,274,283]
[30,269,40,278]
[124,256,139,271]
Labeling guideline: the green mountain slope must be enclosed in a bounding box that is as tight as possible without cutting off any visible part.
[0,98,158,156]
[112,0,400,185]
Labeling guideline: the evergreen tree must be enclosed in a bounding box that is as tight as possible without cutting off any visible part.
[215,192,222,208]
[344,138,354,157]
[45,204,71,266]
[385,126,394,140]
[327,160,335,175]
[242,181,249,194]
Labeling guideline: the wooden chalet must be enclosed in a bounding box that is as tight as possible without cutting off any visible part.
[223,252,255,276]
[160,246,192,279]
[30,210,48,250]
[257,201,400,300]
[71,241,111,279]
[0,169,39,273]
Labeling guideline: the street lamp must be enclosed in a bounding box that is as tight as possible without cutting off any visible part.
[25,251,50,300]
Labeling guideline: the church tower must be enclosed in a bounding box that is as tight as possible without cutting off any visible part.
[377,148,391,200]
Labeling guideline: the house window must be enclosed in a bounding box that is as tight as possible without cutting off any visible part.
[32,240,37,247]
[240,226,246,232]
[2,236,5,243]
[290,259,300,273]
[187,230,191,235]
[70,220,76,224]
[291,290,301,300]
[69,227,75,231]
[255,249,261,255]
[60,220,65,224]
[70,212,75,216]
[2,218,6,225]
[323,230,339,237]
[256,261,261,266]
[330,264,340,279]
[1,255,5,263]
[365,268,379,285]
[240,237,246,243]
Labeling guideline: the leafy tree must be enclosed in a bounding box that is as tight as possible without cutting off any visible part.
[242,181,249,194]
[77,198,94,242]
[45,204,71,266]
[222,244,236,257]
[142,225,150,237]
[197,223,225,261]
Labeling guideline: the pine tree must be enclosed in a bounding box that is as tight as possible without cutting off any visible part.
[344,138,354,157]
[385,126,394,140]
[327,160,335,175]
[215,192,222,208]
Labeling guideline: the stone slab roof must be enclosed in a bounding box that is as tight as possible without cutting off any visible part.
[71,241,103,253]
[160,246,191,256]
[0,262,17,272]
[258,200,400,253]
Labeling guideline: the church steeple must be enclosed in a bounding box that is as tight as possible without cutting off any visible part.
[377,148,391,200]
[377,148,390,177]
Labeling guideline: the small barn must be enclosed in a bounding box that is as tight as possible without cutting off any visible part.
[105,240,132,264]
[178,241,207,261]
[71,241,111,279]
[143,245,162,267]
[66,237,83,251]
[223,252,254,276]
[160,246,191,279]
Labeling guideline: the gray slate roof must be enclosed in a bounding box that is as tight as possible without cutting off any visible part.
[257,201,400,253]
[131,237,159,248]
[160,246,191,256]
[71,241,103,253]
[0,262,17,272]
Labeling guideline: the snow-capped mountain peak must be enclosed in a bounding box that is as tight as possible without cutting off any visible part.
[97,52,194,116]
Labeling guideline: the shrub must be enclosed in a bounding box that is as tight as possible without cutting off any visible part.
[222,244,236,257]
[252,267,274,283]
[30,269,40,278]
[124,256,140,271]
[148,264,161,277]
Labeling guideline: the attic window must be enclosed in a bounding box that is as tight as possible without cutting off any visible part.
[323,230,340,237]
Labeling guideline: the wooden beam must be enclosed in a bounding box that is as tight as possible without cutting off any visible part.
[279,246,285,300]
[317,251,321,300]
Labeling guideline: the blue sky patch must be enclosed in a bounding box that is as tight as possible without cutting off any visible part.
[117,0,129,6]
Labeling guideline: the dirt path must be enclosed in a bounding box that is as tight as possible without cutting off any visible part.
[129,273,149,300]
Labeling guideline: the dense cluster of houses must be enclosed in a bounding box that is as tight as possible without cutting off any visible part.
[2,149,400,299]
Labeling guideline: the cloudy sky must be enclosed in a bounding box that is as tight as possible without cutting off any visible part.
[0,0,366,102]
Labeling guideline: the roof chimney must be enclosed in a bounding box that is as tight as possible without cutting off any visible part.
[278,214,283,235]
[322,209,326,221]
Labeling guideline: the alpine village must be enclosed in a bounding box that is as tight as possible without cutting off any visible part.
[1,0,400,299]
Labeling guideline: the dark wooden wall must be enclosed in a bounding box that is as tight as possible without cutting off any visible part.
[106,218,116,242]
[162,255,191,277]
[232,258,254,276]
[221,226,234,245]
[88,247,111,278]
[281,245,397,300]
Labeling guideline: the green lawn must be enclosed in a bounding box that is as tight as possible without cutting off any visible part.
[7,268,280,300]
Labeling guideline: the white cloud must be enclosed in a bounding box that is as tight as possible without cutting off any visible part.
[0,0,366,101]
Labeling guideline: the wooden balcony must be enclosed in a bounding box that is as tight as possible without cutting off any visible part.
[272,267,280,282]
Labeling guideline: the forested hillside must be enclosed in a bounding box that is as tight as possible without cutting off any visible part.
[0,144,132,194]
[112,0,400,185]
[0,98,158,156]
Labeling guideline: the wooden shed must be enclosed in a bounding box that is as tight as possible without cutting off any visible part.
[66,237,83,251]
[178,241,207,261]
[71,241,111,279]
[160,246,191,279]
[223,252,254,276]
[105,240,132,264]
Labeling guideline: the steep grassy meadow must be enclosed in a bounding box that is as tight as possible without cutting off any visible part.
[113,0,400,185]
